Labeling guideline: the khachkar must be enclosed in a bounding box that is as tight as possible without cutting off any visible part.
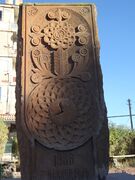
[16,4,109,180]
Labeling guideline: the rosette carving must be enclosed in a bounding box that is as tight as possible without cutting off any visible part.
[43,21,75,49]
[29,9,89,50]
[26,78,103,150]
[28,7,38,16]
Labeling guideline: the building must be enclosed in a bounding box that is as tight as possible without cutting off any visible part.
[0,1,21,162]
[0,3,18,116]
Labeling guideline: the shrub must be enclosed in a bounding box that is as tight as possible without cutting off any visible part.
[12,135,19,157]
[109,123,135,156]
[0,119,8,158]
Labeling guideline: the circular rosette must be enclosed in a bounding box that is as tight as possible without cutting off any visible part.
[26,78,103,150]
[49,99,76,126]
[43,21,75,49]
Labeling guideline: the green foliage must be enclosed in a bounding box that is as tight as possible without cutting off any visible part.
[109,123,135,156]
[0,119,8,158]
[12,135,19,157]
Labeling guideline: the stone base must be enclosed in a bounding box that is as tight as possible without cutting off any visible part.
[31,139,96,180]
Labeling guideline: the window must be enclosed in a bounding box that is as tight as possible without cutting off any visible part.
[0,10,2,21]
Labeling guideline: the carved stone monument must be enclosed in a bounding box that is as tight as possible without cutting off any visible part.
[16,4,109,180]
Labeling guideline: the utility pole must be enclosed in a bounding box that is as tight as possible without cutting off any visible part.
[127,99,134,131]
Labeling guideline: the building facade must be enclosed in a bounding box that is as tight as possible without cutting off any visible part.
[0,3,18,116]
[0,2,19,162]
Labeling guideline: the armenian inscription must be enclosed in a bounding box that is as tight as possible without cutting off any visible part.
[54,153,74,167]
[41,168,90,180]
[16,4,109,180]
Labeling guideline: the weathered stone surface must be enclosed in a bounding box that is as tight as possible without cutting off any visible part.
[16,4,109,180]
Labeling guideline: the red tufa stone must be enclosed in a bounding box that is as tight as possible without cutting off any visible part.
[16,4,109,180]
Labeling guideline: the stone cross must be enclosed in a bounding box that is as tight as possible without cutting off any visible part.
[16,4,109,180]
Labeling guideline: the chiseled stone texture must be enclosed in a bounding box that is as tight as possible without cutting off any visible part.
[16,4,109,180]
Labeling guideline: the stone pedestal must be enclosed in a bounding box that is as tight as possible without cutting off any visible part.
[16,4,109,180]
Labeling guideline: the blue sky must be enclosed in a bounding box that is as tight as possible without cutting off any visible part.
[1,0,135,127]
[23,0,135,128]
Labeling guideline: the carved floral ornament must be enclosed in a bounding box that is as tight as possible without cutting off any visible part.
[30,47,91,84]
[30,9,89,49]
[29,9,91,82]
[28,7,38,16]
[25,8,103,150]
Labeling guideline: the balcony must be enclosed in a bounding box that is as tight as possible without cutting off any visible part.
[0,114,15,122]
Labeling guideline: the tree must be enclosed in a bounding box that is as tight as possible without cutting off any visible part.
[0,119,8,158]
[109,123,135,156]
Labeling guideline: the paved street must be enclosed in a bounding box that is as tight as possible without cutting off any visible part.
[107,173,135,180]
[1,173,135,180]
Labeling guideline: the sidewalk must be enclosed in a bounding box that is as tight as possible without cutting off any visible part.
[2,173,135,180]
[107,173,135,180]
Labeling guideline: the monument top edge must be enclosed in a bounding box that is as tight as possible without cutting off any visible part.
[20,3,96,7]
